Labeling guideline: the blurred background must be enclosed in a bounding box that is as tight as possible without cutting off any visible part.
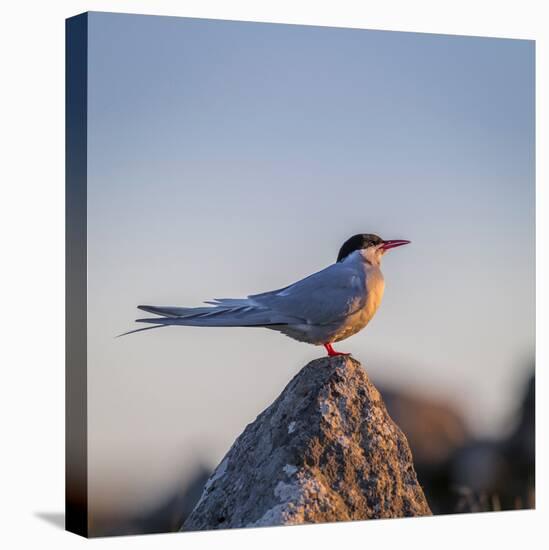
[85,13,535,535]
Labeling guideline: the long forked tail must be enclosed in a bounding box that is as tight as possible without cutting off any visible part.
[116,324,169,338]
[117,300,303,337]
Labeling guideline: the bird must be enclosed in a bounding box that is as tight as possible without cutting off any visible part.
[119,234,410,357]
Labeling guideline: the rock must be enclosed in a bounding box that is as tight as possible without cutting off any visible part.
[182,356,431,531]
[380,388,470,467]
[504,372,535,477]
[379,386,471,514]
[89,466,211,536]
[450,370,535,513]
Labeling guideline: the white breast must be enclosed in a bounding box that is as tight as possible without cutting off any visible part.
[364,265,385,318]
[332,262,385,342]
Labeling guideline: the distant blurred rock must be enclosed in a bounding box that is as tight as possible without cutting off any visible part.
[380,370,535,514]
[136,466,212,533]
[502,371,535,508]
[90,466,211,537]
[379,387,470,514]
[183,356,431,531]
[450,372,535,512]
[381,388,470,466]
[451,440,507,495]
[504,373,535,480]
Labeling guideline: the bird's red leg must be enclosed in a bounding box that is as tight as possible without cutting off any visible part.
[324,343,351,357]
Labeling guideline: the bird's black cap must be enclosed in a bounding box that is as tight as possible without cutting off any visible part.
[337,234,383,262]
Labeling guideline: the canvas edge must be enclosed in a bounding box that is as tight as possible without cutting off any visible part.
[65,11,89,538]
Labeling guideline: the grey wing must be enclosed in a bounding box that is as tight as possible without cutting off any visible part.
[246,262,366,326]
[121,262,365,338]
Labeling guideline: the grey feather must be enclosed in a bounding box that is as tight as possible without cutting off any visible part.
[135,312,300,327]
[123,251,380,345]
[116,324,168,338]
[136,303,304,327]
[249,262,366,325]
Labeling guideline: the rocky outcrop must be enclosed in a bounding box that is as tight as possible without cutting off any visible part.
[182,356,431,531]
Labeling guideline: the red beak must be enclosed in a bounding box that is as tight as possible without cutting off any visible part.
[380,239,411,251]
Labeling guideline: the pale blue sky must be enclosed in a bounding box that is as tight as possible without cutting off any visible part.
[85,12,534,516]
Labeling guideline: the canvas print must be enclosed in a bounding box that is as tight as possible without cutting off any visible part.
[66,11,535,538]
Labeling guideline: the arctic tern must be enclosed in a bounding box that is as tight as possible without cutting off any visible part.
[120,234,410,356]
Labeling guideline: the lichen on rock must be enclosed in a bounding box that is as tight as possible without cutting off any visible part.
[182,356,431,531]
